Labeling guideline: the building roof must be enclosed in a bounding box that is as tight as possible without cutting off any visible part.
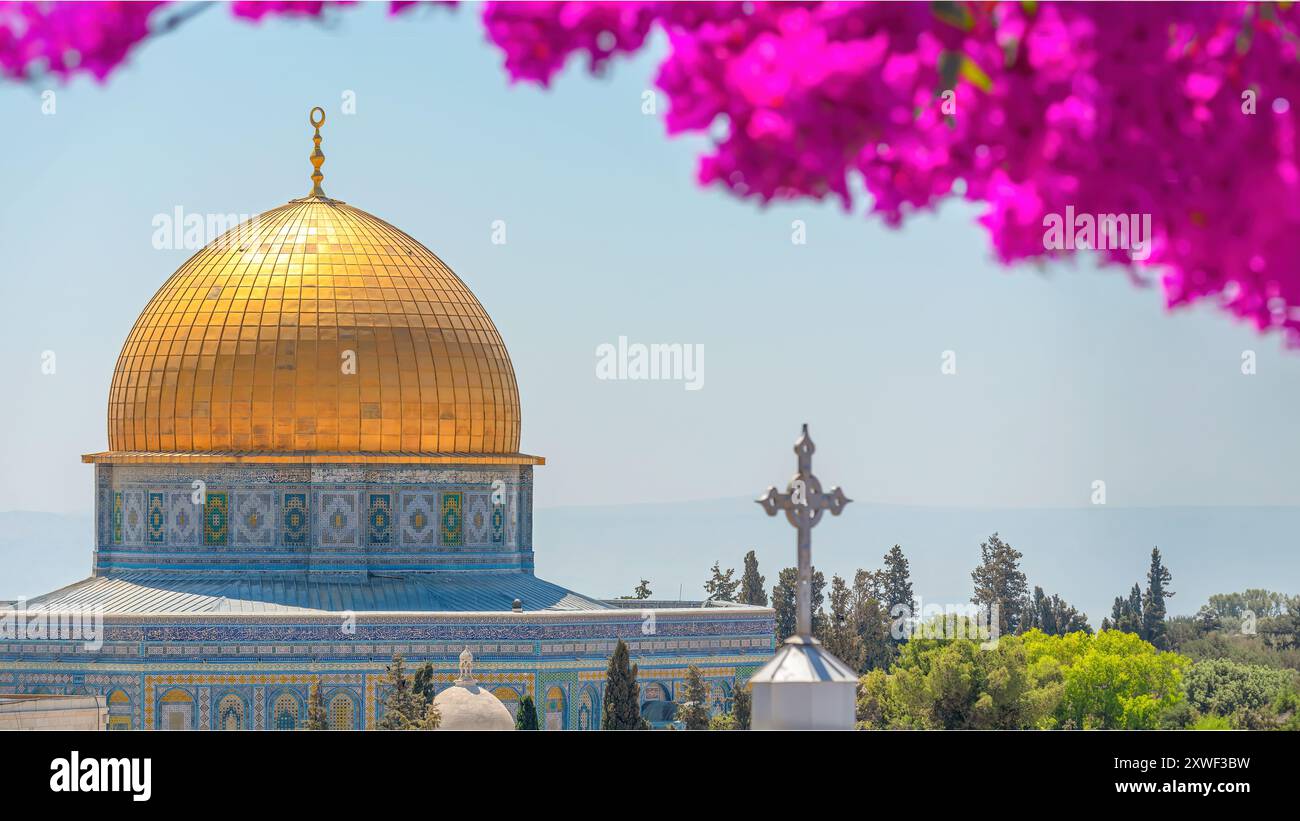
[15,571,611,615]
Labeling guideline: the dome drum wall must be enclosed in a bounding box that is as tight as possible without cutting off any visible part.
[92,462,533,575]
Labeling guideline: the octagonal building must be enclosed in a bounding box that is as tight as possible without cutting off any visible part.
[0,113,774,730]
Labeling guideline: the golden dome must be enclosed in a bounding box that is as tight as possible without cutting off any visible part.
[99,195,523,460]
[84,109,535,466]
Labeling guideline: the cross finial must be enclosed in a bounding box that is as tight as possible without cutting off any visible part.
[757,424,851,640]
[308,106,327,198]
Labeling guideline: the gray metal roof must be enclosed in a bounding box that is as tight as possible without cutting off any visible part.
[15,571,611,615]
[747,637,858,684]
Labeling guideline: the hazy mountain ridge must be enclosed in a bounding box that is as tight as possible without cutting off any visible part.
[3,503,1296,627]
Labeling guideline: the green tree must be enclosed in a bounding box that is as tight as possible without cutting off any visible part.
[1025,586,1091,636]
[514,695,539,730]
[708,712,738,730]
[1102,583,1144,635]
[822,574,865,670]
[676,665,711,730]
[305,679,328,730]
[1023,629,1188,729]
[772,566,826,644]
[630,579,652,600]
[704,561,739,603]
[1142,547,1174,649]
[855,621,1049,730]
[412,661,437,704]
[970,533,1029,636]
[377,652,434,730]
[1181,658,1297,724]
[881,544,916,643]
[738,550,767,606]
[731,682,751,730]
[601,639,646,730]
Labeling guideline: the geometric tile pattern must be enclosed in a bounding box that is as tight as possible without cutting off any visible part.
[319,493,359,547]
[465,493,490,545]
[112,491,123,545]
[232,492,274,546]
[203,492,228,546]
[147,492,166,544]
[440,492,463,547]
[123,491,145,545]
[399,492,437,546]
[492,500,505,545]
[168,493,199,546]
[282,493,308,547]
[367,494,392,545]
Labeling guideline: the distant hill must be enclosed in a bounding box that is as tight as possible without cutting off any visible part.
[4,503,1296,628]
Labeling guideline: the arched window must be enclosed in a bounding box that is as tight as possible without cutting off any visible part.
[328,694,355,730]
[642,682,669,703]
[544,685,565,731]
[107,690,132,731]
[273,692,300,731]
[576,687,598,731]
[159,689,194,731]
[217,694,245,731]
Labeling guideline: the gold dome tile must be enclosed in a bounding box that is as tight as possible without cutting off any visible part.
[102,197,522,457]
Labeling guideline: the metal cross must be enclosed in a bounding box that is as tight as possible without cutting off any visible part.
[757,424,851,641]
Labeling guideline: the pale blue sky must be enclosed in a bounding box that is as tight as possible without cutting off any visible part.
[2,2,1298,516]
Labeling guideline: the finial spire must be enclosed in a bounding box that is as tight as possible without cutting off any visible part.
[457,645,475,684]
[308,106,327,197]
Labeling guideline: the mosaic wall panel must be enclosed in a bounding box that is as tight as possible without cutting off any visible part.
[203,492,228,546]
[147,492,166,544]
[232,492,275,546]
[123,490,145,546]
[168,493,200,546]
[368,494,393,546]
[465,493,491,545]
[440,492,463,547]
[399,492,437,546]
[318,492,360,548]
[91,463,537,572]
[282,493,308,547]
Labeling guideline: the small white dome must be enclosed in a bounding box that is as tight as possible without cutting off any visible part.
[433,683,515,731]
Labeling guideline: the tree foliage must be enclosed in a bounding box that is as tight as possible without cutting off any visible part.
[514,695,539,730]
[676,665,711,730]
[858,628,1189,730]
[739,550,768,607]
[376,652,441,731]
[773,566,826,644]
[970,533,1029,636]
[704,561,740,603]
[601,639,647,730]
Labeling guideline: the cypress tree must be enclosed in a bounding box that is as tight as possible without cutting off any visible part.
[1142,546,1174,649]
[601,639,646,730]
[739,550,768,606]
[772,566,826,643]
[731,683,752,730]
[514,695,539,730]
[881,544,916,633]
